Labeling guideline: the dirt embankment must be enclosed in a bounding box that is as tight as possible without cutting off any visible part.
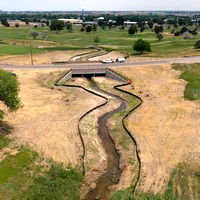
[116,64,200,193]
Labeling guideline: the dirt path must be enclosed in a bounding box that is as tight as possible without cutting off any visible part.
[116,64,200,193]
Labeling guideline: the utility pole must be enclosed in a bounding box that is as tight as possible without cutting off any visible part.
[29,38,33,65]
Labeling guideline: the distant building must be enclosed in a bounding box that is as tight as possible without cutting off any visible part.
[108,19,116,24]
[124,21,137,26]
[82,21,98,26]
[58,18,82,25]
[98,17,104,20]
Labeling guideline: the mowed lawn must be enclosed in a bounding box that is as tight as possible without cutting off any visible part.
[0,25,200,57]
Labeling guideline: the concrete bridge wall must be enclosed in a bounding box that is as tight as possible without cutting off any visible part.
[57,68,126,84]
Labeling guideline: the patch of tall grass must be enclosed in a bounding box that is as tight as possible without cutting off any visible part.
[172,63,200,100]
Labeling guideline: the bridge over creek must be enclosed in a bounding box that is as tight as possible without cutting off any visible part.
[57,67,126,84]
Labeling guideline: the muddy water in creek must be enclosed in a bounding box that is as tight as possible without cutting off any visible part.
[85,80,126,200]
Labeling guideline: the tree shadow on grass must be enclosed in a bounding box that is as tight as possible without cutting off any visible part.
[0,121,14,136]
[131,52,151,56]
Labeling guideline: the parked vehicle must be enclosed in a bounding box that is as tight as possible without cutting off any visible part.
[116,57,126,63]
[102,59,115,64]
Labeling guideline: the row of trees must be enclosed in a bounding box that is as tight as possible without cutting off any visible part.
[2,11,200,29]
[2,12,199,26]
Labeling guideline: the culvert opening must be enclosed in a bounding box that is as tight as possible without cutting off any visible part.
[72,73,106,78]
[58,69,127,84]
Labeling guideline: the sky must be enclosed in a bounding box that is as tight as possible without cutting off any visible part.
[1,0,200,11]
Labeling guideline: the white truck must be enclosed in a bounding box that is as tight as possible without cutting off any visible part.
[102,59,115,64]
[116,58,126,63]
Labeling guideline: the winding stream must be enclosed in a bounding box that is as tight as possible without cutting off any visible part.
[85,79,126,200]
[59,78,141,200]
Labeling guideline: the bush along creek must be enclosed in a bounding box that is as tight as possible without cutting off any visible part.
[57,77,142,200]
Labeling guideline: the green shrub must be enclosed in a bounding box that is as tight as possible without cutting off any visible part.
[172,63,200,100]
[21,164,83,200]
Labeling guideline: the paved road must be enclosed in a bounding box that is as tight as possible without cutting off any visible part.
[1,56,200,70]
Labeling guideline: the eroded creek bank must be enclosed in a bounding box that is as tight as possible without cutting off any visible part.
[85,79,126,200]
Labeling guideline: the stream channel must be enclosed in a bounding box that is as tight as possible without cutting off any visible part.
[85,79,126,200]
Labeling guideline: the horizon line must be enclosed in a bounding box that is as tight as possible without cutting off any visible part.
[1,10,200,12]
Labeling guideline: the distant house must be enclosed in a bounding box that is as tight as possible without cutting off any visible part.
[82,21,98,26]
[108,19,116,24]
[98,17,104,21]
[124,21,137,26]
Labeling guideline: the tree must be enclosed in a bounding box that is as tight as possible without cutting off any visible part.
[173,23,178,28]
[140,26,145,33]
[86,25,92,33]
[15,23,19,28]
[30,31,39,39]
[191,28,198,36]
[98,20,105,27]
[49,19,65,33]
[128,25,138,35]
[25,20,29,25]
[154,26,160,34]
[171,29,175,34]
[65,22,73,32]
[157,19,164,25]
[116,15,124,26]
[0,69,21,121]
[194,40,200,49]
[157,33,163,40]
[80,27,85,32]
[108,22,113,29]
[147,20,154,29]
[154,25,163,34]
[46,20,50,26]
[174,31,180,36]
[121,25,125,30]
[133,39,151,54]
[92,24,97,32]
[1,18,10,27]
[180,26,188,35]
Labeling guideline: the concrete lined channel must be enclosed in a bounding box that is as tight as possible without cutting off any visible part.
[56,68,142,199]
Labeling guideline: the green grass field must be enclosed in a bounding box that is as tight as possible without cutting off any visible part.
[0,25,200,57]
[173,63,200,100]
